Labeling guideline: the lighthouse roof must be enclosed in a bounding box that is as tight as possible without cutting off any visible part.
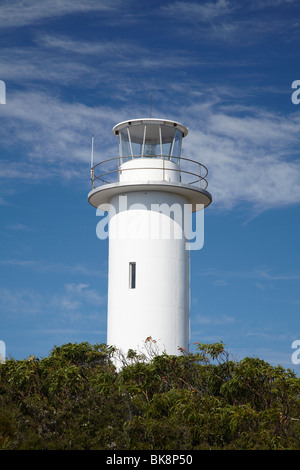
[112,118,188,139]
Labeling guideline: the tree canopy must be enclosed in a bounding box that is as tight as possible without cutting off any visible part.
[0,341,299,450]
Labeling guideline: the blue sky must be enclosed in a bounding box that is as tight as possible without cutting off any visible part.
[0,0,300,373]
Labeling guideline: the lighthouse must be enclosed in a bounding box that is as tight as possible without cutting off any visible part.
[88,118,212,359]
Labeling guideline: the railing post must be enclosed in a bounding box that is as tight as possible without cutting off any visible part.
[199,163,201,188]
[91,167,94,189]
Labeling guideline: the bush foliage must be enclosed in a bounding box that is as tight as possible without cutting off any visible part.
[0,341,299,450]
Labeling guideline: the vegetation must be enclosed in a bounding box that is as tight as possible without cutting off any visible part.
[0,340,299,450]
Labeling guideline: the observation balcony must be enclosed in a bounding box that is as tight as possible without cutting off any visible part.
[91,155,209,190]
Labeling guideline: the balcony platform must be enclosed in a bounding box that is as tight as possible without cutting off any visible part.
[88,179,212,212]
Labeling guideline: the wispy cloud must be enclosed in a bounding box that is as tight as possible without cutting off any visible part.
[249,0,296,9]
[197,266,300,282]
[6,223,34,232]
[162,0,231,22]
[0,283,107,358]
[0,259,106,277]
[0,11,299,215]
[180,100,300,212]
[53,283,104,313]
[0,283,105,318]
[193,313,235,325]
[0,287,48,315]
[161,0,299,43]
[0,32,225,92]
[0,90,123,179]
[0,0,119,28]
[38,34,145,58]
[1,88,300,213]
[35,33,201,75]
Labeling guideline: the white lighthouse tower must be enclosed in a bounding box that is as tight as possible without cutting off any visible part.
[88,118,211,359]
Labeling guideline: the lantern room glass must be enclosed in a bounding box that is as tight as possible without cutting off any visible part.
[118,123,183,165]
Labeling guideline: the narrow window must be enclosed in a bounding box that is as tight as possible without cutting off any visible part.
[129,262,136,289]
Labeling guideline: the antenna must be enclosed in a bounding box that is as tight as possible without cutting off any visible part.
[90,135,94,182]
[91,135,94,169]
[150,94,152,118]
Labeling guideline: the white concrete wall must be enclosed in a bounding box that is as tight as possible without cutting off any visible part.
[107,191,190,358]
[119,158,181,183]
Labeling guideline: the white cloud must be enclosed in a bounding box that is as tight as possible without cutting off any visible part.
[0,50,96,85]
[25,33,199,78]
[57,283,104,312]
[213,279,228,286]
[6,223,34,232]
[0,259,105,277]
[193,314,235,325]
[0,283,107,356]
[1,88,300,213]
[197,266,300,282]
[0,34,188,91]
[0,287,43,315]
[181,103,300,211]
[38,34,145,58]
[0,0,119,28]
[161,0,298,44]
[0,283,105,318]
[0,23,299,214]
[162,0,230,22]
[249,0,295,8]
[0,90,123,180]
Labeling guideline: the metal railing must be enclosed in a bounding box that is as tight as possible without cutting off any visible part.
[91,155,208,191]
